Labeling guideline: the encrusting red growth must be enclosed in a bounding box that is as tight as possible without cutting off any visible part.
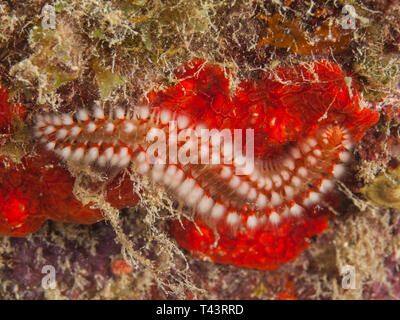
[3,58,379,270]
[0,87,138,236]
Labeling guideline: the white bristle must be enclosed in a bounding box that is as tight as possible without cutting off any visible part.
[339,151,351,162]
[284,185,294,198]
[290,147,302,159]
[93,107,105,119]
[299,141,311,154]
[115,108,125,120]
[303,191,320,206]
[104,147,114,161]
[220,166,232,179]
[186,185,204,207]
[283,157,295,171]
[177,115,190,129]
[160,110,172,124]
[60,146,72,158]
[298,167,308,178]
[119,147,129,158]
[46,141,56,150]
[52,115,62,126]
[256,194,267,209]
[70,126,82,137]
[71,147,85,161]
[333,163,346,178]
[272,174,282,188]
[290,203,303,216]
[257,177,265,189]
[226,211,240,226]
[138,162,150,174]
[86,147,99,163]
[246,215,258,229]
[247,188,257,201]
[211,203,225,220]
[169,169,184,188]
[281,170,290,181]
[136,151,146,163]
[138,106,150,119]
[319,179,334,193]
[44,126,55,135]
[177,178,195,197]
[271,191,282,206]
[306,138,318,147]
[151,163,165,182]
[97,155,107,167]
[291,176,302,187]
[62,114,73,125]
[56,128,68,139]
[106,122,115,133]
[264,177,273,190]
[87,122,97,133]
[313,149,322,157]
[197,196,214,215]
[269,211,280,224]
[237,182,250,196]
[307,155,317,166]
[229,176,241,189]
[77,109,89,122]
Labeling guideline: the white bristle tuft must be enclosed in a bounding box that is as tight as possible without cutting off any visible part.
[87,122,97,133]
[229,176,241,189]
[186,185,204,207]
[197,196,214,215]
[115,108,125,120]
[272,174,282,188]
[333,163,346,178]
[247,188,257,201]
[138,106,150,119]
[284,185,294,198]
[282,157,295,171]
[85,147,99,163]
[271,191,282,206]
[77,109,89,122]
[62,114,73,125]
[246,215,258,229]
[70,126,82,137]
[298,167,308,178]
[291,176,302,187]
[290,203,303,216]
[211,203,225,220]
[220,166,232,179]
[256,194,267,209]
[44,126,55,135]
[160,110,172,124]
[226,211,240,226]
[269,211,280,224]
[290,147,302,159]
[177,115,190,129]
[60,146,72,159]
[319,179,334,193]
[93,107,105,119]
[56,128,68,139]
[237,182,250,196]
[339,151,351,162]
[71,147,85,161]
[46,141,56,150]
[106,122,115,133]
